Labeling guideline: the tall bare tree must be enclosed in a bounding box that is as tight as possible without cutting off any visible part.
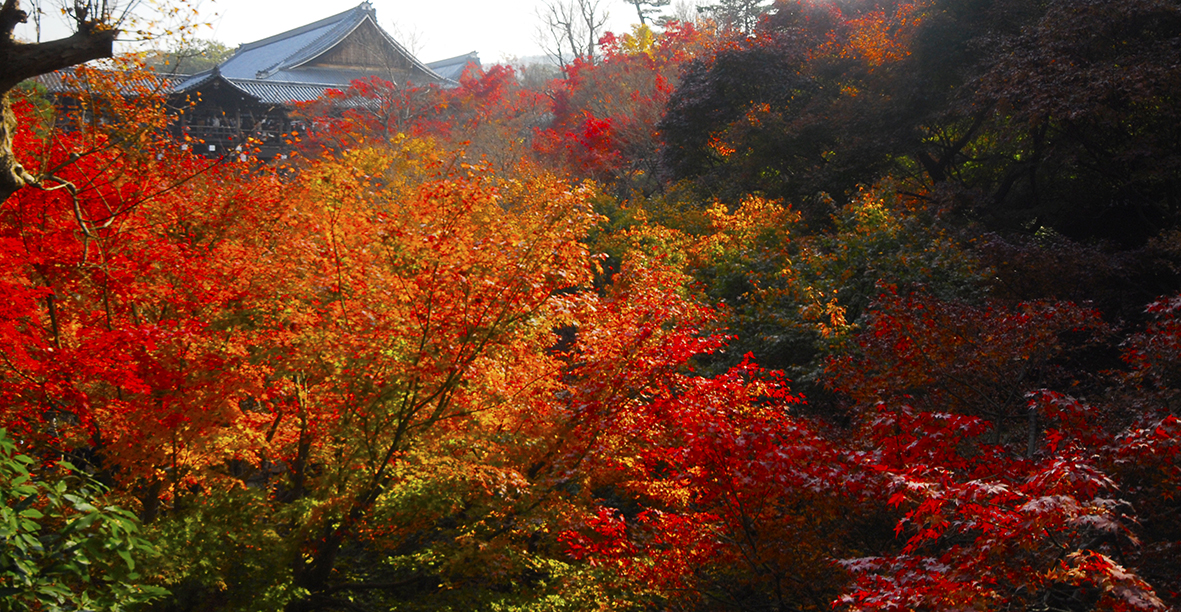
[625,0,669,26]
[536,0,609,70]
[0,0,125,202]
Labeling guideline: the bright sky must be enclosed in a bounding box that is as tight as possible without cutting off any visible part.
[18,0,652,65]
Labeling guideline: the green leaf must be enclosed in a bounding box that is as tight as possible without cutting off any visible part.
[117,549,135,570]
[65,512,99,533]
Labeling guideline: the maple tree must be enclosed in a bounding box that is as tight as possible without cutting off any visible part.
[295,66,553,177]
[0,78,304,524]
[528,22,712,193]
[265,143,606,608]
[824,289,1177,611]
[563,351,878,611]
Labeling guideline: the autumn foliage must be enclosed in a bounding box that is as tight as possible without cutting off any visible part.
[2,1,1181,611]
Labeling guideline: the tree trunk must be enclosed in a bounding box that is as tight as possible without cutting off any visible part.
[0,91,34,202]
[0,0,118,203]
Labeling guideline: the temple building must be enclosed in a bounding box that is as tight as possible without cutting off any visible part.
[169,2,479,157]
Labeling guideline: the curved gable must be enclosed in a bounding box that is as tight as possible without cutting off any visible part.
[306,19,413,73]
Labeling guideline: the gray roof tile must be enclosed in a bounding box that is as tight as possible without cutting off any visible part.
[427,52,481,81]
[225,79,333,104]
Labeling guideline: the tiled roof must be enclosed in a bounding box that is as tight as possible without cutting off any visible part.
[173,2,454,105]
[427,52,481,82]
[34,69,188,95]
[223,79,334,105]
[221,4,374,80]
[173,70,216,93]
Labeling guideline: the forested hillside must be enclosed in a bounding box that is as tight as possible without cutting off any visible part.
[2,0,1180,610]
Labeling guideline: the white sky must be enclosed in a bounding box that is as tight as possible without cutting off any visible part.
[17,0,652,65]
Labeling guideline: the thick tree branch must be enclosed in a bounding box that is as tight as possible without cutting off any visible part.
[0,29,118,92]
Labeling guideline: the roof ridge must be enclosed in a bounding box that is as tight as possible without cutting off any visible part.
[428,51,480,67]
[270,11,369,76]
[235,3,369,55]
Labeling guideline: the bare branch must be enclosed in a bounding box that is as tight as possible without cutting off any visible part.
[535,0,608,70]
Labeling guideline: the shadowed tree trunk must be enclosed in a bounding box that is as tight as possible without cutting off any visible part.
[0,0,118,202]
